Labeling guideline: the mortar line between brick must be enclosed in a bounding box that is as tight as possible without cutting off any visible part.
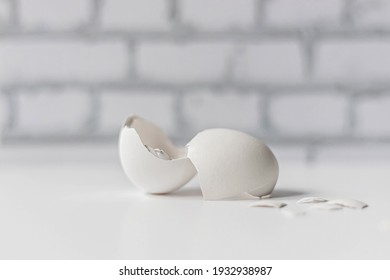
[260,91,272,136]
[4,29,390,40]
[342,0,354,27]
[301,31,315,81]
[9,0,20,29]
[86,89,100,134]
[173,90,189,140]
[4,90,17,132]
[222,43,243,83]
[0,91,9,136]
[89,0,103,31]
[127,40,138,81]
[6,135,390,145]
[347,93,358,136]
[168,0,180,27]
[5,82,390,93]
[254,0,268,28]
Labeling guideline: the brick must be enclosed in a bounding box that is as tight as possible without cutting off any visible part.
[102,0,170,30]
[233,41,304,83]
[15,89,90,135]
[0,40,129,83]
[100,90,176,135]
[351,0,390,26]
[0,0,11,27]
[0,144,118,165]
[20,0,91,30]
[269,93,348,136]
[315,40,390,82]
[0,93,8,132]
[355,95,390,137]
[182,90,260,133]
[137,42,234,83]
[181,0,255,31]
[266,0,343,26]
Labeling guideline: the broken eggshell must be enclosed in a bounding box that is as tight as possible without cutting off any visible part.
[186,129,279,200]
[119,117,279,200]
[119,116,197,194]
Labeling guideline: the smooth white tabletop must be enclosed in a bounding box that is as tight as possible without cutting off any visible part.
[0,145,389,259]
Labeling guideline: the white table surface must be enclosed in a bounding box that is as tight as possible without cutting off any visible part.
[1,145,389,259]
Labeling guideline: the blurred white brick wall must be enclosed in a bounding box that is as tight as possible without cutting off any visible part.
[138,42,235,83]
[233,41,304,83]
[0,0,389,160]
[269,93,348,136]
[266,0,343,26]
[351,0,390,26]
[182,90,260,133]
[20,0,92,30]
[16,89,90,135]
[102,0,170,30]
[356,95,390,137]
[0,40,129,83]
[181,0,256,31]
[0,93,8,131]
[0,0,11,27]
[316,40,390,82]
[100,90,176,134]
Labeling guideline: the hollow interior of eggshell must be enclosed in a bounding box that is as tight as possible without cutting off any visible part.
[123,116,188,160]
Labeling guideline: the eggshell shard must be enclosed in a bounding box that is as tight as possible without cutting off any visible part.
[187,129,279,200]
[327,199,368,209]
[297,197,328,204]
[249,200,286,208]
[119,116,197,194]
[310,203,343,211]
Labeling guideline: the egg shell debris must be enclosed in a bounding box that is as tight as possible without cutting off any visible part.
[119,116,279,200]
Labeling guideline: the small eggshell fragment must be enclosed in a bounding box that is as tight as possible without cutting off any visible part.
[327,199,368,209]
[249,200,286,208]
[119,116,196,194]
[297,197,328,204]
[310,203,343,211]
[187,129,279,200]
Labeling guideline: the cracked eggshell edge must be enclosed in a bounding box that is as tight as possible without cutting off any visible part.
[118,116,197,194]
[186,128,279,200]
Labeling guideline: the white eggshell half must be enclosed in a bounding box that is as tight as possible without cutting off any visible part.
[119,116,197,194]
[186,129,279,200]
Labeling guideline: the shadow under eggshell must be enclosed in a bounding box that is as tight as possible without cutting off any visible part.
[186,128,279,200]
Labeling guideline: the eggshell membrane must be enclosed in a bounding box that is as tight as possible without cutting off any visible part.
[186,129,279,200]
[119,116,196,194]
